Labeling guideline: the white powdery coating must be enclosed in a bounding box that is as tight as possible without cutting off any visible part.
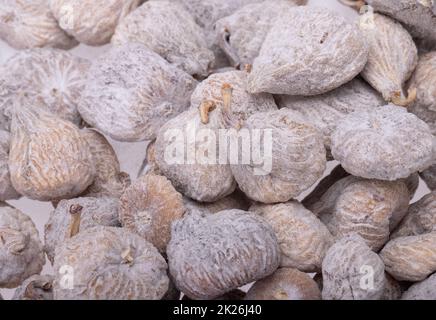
[214,0,298,67]
[49,0,141,46]
[360,13,418,102]
[53,226,169,300]
[331,104,435,180]
[248,6,368,95]
[421,164,436,190]
[366,0,436,44]
[167,210,280,299]
[190,70,278,129]
[81,128,130,198]
[78,44,197,142]
[0,48,90,129]
[391,191,436,239]
[0,0,77,49]
[119,174,185,253]
[9,106,95,201]
[244,268,321,300]
[408,52,436,134]
[154,108,236,202]
[250,201,333,272]
[231,109,326,204]
[112,1,214,77]
[277,78,384,149]
[12,274,54,300]
[0,204,45,288]
[307,175,410,251]
[402,272,436,300]
[0,130,19,201]
[44,197,120,264]
[380,232,436,281]
[322,234,386,300]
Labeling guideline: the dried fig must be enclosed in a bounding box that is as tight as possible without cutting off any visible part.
[401,272,436,300]
[78,43,197,142]
[12,274,53,300]
[0,130,19,201]
[112,1,214,77]
[167,210,280,299]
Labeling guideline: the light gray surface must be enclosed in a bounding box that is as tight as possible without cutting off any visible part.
[0,0,430,299]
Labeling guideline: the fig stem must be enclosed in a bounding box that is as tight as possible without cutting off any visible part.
[338,0,366,10]
[68,204,83,238]
[221,83,233,114]
[199,100,216,124]
[390,88,417,107]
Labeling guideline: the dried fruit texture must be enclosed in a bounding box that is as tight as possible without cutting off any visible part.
[154,107,236,202]
[244,268,321,300]
[250,201,333,272]
[112,1,214,77]
[44,197,120,264]
[53,226,169,300]
[331,104,435,181]
[421,164,436,190]
[0,204,45,288]
[0,0,77,49]
[277,78,383,150]
[366,0,436,45]
[391,191,436,239]
[0,48,90,130]
[407,52,436,134]
[322,234,386,300]
[248,7,368,95]
[401,272,436,300]
[81,128,130,198]
[360,13,418,106]
[231,109,326,204]
[190,70,278,129]
[380,232,436,281]
[183,190,250,216]
[9,105,95,201]
[167,210,280,299]
[302,165,349,209]
[49,0,141,46]
[78,44,197,142]
[305,175,410,251]
[381,273,403,300]
[12,275,54,300]
[120,174,185,253]
[214,0,298,68]
[0,130,20,201]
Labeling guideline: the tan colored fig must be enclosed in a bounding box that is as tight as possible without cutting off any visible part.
[401,272,436,300]
[112,1,214,77]
[305,175,410,251]
[391,191,436,239]
[53,226,169,300]
[407,52,436,134]
[190,70,277,129]
[250,201,333,272]
[120,174,185,253]
[0,204,45,288]
[360,11,418,106]
[81,128,130,198]
[244,268,321,300]
[78,43,197,142]
[44,197,120,264]
[167,210,280,299]
[380,232,436,281]
[0,48,90,130]
[50,0,141,46]
[0,0,77,49]
[0,130,20,201]
[154,107,236,202]
[12,275,54,300]
[322,234,386,300]
[9,104,95,201]
[231,109,326,203]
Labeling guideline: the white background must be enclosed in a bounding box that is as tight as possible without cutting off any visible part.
[0,0,430,299]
